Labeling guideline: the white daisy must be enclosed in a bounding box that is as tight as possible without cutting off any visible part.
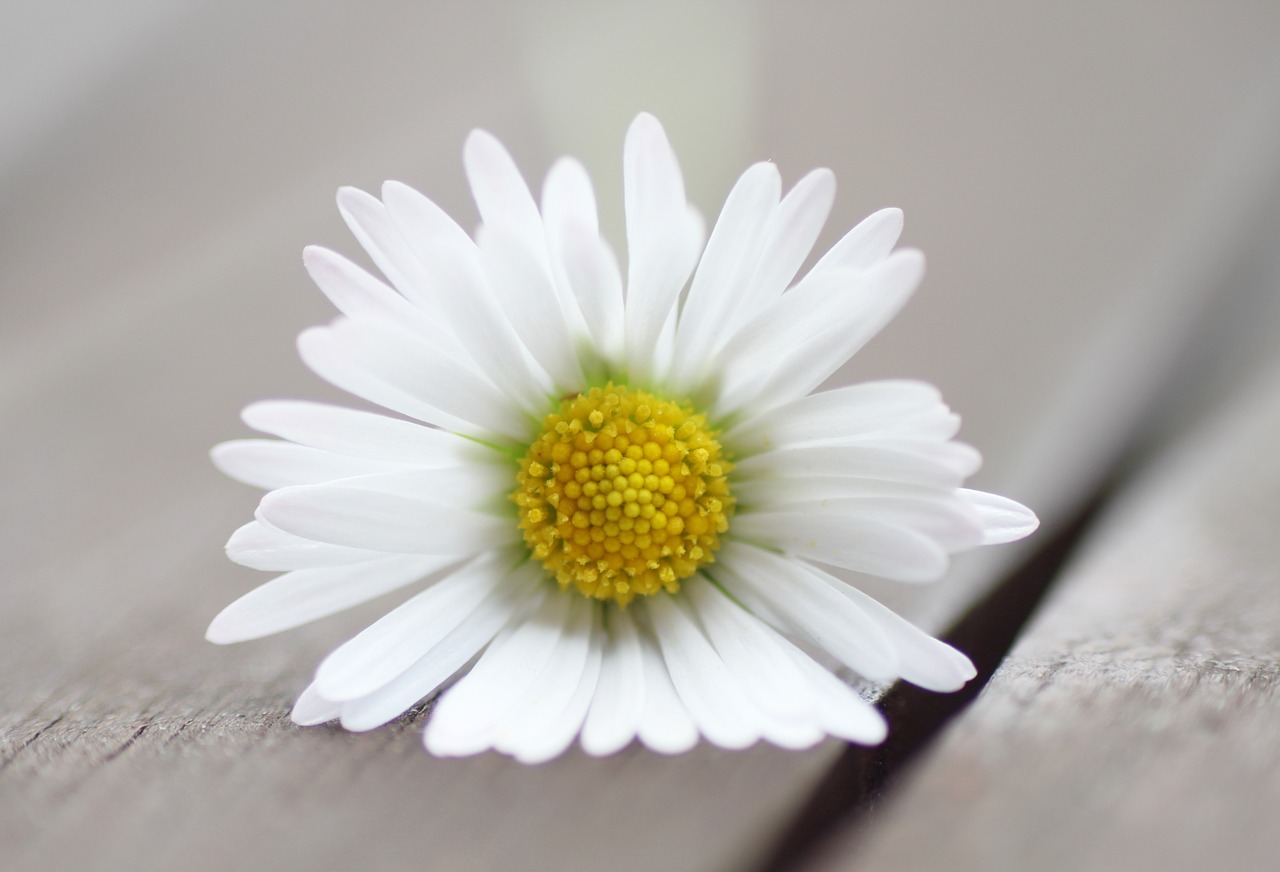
[209,113,1038,764]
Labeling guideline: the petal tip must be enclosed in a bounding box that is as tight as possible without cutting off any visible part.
[380,178,409,199]
[335,185,370,208]
[204,612,241,645]
[463,128,505,164]
[629,110,662,132]
[209,441,239,476]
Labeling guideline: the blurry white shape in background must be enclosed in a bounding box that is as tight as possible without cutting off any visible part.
[521,0,760,242]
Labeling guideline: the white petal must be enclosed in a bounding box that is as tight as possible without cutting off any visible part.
[731,511,951,582]
[580,605,646,756]
[257,477,509,555]
[756,711,827,751]
[541,157,606,364]
[724,380,950,454]
[717,250,925,417]
[713,268,940,414]
[959,488,1040,544]
[338,571,541,731]
[314,553,509,700]
[816,566,977,693]
[634,619,699,755]
[306,319,533,443]
[632,206,704,383]
[740,494,983,553]
[655,280,692,385]
[492,596,597,759]
[206,554,453,644]
[297,324,489,440]
[705,618,887,747]
[291,683,342,726]
[335,186,435,307]
[264,464,509,502]
[710,268,864,395]
[555,217,626,365]
[380,180,472,249]
[686,579,817,721]
[715,542,899,681]
[542,156,598,233]
[211,439,407,490]
[512,624,604,764]
[733,441,983,489]
[781,646,888,745]
[241,400,492,466]
[669,161,780,393]
[464,129,546,258]
[424,590,574,757]
[301,245,459,353]
[735,476,967,512]
[809,207,904,274]
[645,596,762,750]
[381,192,553,416]
[225,520,380,571]
[623,113,701,382]
[719,168,836,343]
[478,226,585,392]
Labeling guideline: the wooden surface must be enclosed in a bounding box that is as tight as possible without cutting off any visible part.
[2,4,1280,871]
[808,362,1280,872]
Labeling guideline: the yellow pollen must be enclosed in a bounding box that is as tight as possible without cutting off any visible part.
[513,383,734,606]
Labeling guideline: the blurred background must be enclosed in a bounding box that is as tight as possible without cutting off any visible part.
[2,2,1279,870]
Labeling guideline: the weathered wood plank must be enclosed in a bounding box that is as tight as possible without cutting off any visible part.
[808,361,1280,872]
[1,714,837,872]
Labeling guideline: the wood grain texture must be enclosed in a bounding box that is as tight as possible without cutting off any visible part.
[808,363,1280,872]
[0,712,837,872]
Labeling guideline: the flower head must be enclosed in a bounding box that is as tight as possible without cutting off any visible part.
[209,113,1037,763]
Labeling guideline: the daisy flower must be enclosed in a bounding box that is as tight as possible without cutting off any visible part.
[209,113,1038,763]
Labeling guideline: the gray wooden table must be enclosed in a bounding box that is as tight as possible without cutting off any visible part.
[3,3,1279,870]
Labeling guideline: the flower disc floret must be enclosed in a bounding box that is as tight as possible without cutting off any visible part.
[514,384,733,606]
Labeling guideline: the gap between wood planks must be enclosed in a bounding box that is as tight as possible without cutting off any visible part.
[752,487,1114,872]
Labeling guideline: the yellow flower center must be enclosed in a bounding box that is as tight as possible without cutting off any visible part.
[513,384,733,606]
